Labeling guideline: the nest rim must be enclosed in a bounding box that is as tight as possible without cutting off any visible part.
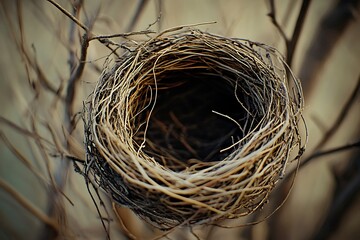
[83,28,305,229]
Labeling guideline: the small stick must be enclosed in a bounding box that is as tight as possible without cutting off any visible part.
[46,0,89,32]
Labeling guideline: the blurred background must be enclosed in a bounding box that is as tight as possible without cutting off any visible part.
[0,0,359,239]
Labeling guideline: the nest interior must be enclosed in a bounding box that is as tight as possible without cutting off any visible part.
[142,68,259,167]
[83,29,304,230]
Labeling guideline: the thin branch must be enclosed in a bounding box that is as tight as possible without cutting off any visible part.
[49,153,85,164]
[32,48,64,99]
[313,169,360,240]
[299,0,359,94]
[15,0,32,90]
[68,0,83,74]
[283,140,360,183]
[305,140,360,162]
[0,179,59,231]
[267,0,288,43]
[0,116,52,145]
[65,32,89,129]
[286,0,312,67]
[46,0,88,32]
[155,0,163,32]
[126,0,149,32]
[89,29,155,41]
[313,75,360,151]
[266,141,360,240]
[0,131,49,184]
[1,0,62,99]
[283,75,360,180]
[39,1,89,239]
[189,226,201,240]
[86,180,111,240]
[112,205,138,240]
[268,0,312,67]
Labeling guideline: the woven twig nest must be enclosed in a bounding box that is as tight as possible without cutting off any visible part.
[83,28,304,230]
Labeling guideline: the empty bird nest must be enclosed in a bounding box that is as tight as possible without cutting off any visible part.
[82,27,305,230]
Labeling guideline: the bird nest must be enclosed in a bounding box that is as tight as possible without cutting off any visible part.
[83,28,305,230]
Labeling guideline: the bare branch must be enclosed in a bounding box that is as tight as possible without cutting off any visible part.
[0,1,62,98]
[300,0,359,93]
[0,132,49,184]
[282,75,360,181]
[304,140,360,162]
[65,32,89,129]
[68,0,83,74]
[126,0,149,32]
[46,0,89,32]
[314,75,360,150]
[268,0,313,67]
[0,116,52,145]
[267,0,288,43]
[32,49,64,99]
[89,29,155,41]
[286,0,312,67]
[112,205,138,240]
[0,179,59,231]
[313,167,360,240]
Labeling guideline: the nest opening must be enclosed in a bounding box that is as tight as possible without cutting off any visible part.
[138,70,261,169]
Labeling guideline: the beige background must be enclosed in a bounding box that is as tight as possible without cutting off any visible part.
[1,0,359,239]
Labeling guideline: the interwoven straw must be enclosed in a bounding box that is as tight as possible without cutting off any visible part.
[83,28,305,230]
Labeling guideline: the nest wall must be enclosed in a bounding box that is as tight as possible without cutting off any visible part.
[83,29,305,229]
